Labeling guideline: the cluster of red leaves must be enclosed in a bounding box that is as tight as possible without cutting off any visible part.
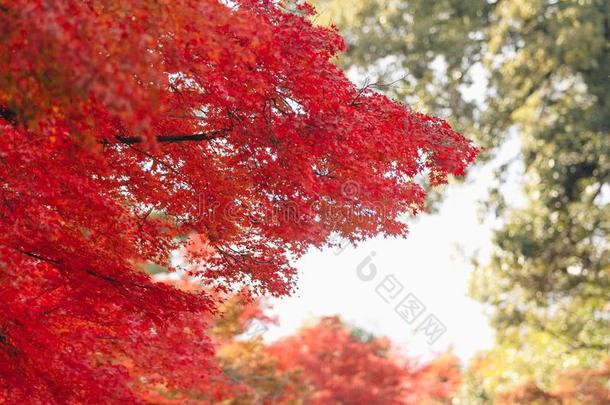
[268,317,461,405]
[268,317,406,404]
[131,289,301,404]
[0,0,476,402]
[402,350,462,404]
[0,125,217,403]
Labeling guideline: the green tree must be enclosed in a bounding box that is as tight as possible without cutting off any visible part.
[314,0,610,401]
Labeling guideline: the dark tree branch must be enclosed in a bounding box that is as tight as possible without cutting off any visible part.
[21,251,62,265]
[119,138,183,176]
[85,269,151,290]
[101,129,229,145]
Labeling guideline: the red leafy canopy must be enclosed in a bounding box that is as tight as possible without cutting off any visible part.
[268,317,462,405]
[0,0,477,402]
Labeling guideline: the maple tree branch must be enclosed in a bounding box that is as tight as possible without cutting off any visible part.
[101,129,229,145]
[350,76,408,106]
[349,79,371,107]
[85,269,120,286]
[137,207,154,232]
[119,139,183,176]
[85,269,151,290]
[21,250,62,265]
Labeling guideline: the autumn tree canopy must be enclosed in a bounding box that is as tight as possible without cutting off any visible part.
[0,0,476,402]
[269,317,461,405]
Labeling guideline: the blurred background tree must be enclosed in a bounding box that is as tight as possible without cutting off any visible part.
[138,285,462,404]
[311,0,609,401]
